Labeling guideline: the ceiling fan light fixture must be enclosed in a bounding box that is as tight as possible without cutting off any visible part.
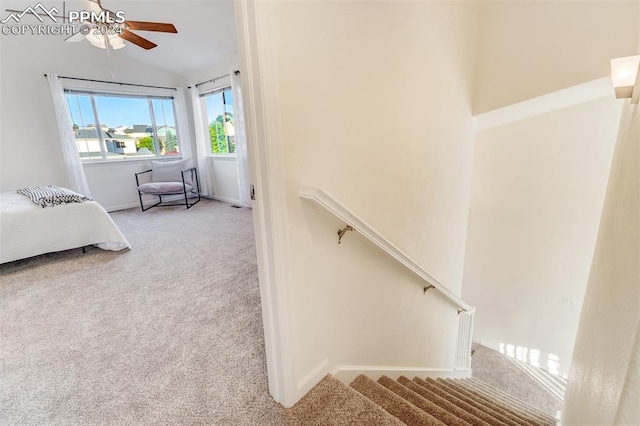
[109,35,125,50]
[85,32,106,49]
[85,32,125,50]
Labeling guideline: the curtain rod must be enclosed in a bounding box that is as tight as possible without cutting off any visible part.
[189,70,240,89]
[43,74,177,91]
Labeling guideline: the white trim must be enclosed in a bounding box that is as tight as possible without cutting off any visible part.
[474,77,613,132]
[455,309,476,370]
[297,358,330,399]
[105,202,138,212]
[209,195,241,205]
[208,154,238,161]
[299,186,472,312]
[332,366,472,386]
[82,157,184,166]
[477,340,500,352]
[235,0,297,408]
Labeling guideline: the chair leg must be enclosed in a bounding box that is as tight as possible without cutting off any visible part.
[185,172,201,209]
[139,192,161,212]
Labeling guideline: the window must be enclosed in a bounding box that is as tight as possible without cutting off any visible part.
[202,87,235,155]
[65,90,181,161]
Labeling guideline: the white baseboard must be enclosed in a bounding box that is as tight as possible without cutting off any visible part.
[296,358,330,401]
[209,195,241,204]
[477,340,500,351]
[332,365,472,386]
[105,196,246,212]
[106,202,139,212]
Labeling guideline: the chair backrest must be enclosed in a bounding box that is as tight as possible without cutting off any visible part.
[150,159,194,186]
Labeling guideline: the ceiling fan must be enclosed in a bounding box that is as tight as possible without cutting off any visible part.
[4,0,177,50]
[64,0,178,50]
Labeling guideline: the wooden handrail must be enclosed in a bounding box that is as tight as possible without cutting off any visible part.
[299,186,473,312]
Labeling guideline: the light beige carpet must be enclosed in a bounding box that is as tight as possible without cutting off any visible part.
[0,200,290,425]
[471,345,563,417]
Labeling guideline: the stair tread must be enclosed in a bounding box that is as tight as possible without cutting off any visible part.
[507,359,566,399]
[288,374,556,425]
[452,379,555,425]
[351,375,446,426]
[428,378,531,426]
[468,378,557,422]
[467,378,555,425]
[398,376,494,426]
[415,377,515,426]
[438,378,541,426]
[288,375,405,425]
[378,375,472,426]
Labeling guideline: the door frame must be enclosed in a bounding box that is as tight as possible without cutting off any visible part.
[234,0,296,407]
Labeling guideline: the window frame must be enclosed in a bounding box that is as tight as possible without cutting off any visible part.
[64,88,182,163]
[200,86,236,158]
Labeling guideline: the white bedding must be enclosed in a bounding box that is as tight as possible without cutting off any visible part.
[0,191,130,264]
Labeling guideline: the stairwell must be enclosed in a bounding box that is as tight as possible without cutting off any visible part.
[287,374,557,425]
[288,189,557,424]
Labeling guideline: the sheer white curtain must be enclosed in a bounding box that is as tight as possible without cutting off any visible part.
[189,86,213,196]
[231,71,251,207]
[46,73,92,196]
[173,87,193,163]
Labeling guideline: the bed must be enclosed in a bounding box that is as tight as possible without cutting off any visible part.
[0,190,130,264]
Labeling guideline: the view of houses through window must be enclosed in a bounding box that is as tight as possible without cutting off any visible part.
[65,90,180,161]
[203,87,235,155]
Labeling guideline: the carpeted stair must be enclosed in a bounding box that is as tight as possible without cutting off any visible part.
[347,375,557,426]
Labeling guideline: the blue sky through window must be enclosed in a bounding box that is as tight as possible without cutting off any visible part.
[93,96,152,128]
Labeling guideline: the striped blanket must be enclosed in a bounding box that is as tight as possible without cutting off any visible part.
[17,185,92,208]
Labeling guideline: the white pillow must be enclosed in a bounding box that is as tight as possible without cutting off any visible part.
[151,159,194,187]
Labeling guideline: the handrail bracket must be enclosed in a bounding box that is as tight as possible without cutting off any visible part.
[337,225,354,244]
[424,285,435,295]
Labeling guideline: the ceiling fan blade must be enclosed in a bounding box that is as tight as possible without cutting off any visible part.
[119,29,157,50]
[125,21,177,33]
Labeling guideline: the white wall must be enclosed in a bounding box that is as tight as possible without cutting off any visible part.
[256,0,481,405]
[473,1,639,114]
[462,96,622,376]
[563,102,639,425]
[208,156,240,203]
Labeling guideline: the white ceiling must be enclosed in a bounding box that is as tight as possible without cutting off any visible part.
[1,0,239,77]
[103,0,238,76]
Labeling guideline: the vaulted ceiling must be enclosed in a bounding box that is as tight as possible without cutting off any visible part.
[1,0,238,78]
[102,0,238,76]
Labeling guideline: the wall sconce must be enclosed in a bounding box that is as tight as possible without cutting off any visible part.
[610,55,640,103]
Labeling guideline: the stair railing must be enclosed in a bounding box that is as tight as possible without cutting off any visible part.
[300,186,475,370]
[300,186,473,311]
